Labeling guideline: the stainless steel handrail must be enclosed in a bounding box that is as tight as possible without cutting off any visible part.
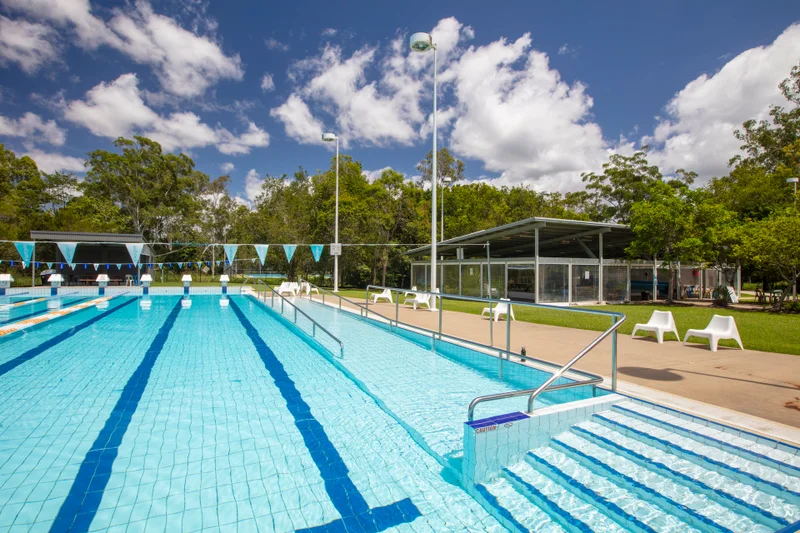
[250,279,344,358]
[362,284,625,421]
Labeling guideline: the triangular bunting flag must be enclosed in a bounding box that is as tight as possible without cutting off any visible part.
[34,262,40,268]
[14,241,34,267]
[69,263,75,270]
[254,244,269,266]
[223,244,239,264]
[310,245,323,262]
[125,243,144,266]
[9,261,14,266]
[251,258,256,263]
[46,262,53,269]
[206,262,211,267]
[106,264,110,269]
[283,245,297,262]
[93,263,99,270]
[117,264,122,269]
[216,261,221,266]
[57,242,78,264]
[177,262,183,268]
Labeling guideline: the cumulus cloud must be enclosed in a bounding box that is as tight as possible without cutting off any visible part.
[64,73,268,154]
[1,0,243,97]
[362,167,392,182]
[0,111,66,146]
[321,28,337,38]
[643,24,800,181]
[0,15,60,73]
[244,168,263,202]
[260,73,275,92]
[269,94,325,145]
[220,162,234,173]
[24,148,85,173]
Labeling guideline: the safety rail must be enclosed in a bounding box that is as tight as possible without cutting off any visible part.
[361,285,624,421]
[297,280,614,419]
[250,279,344,359]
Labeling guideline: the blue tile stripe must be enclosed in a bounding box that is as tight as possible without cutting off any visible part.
[552,437,733,533]
[467,411,529,429]
[593,413,800,499]
[775,519,800,533]
[474,484,530,533]
[0,297,137,378]
[613,404,800,476]
[572,425,789,528]
[525,452,658,533]
[229,299,421,531]
[49,298,182,533]
[502,468,593,533]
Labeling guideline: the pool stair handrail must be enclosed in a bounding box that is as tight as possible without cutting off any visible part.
[251,279,344,359]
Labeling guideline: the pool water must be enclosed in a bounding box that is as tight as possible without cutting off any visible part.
[0,295,94,326]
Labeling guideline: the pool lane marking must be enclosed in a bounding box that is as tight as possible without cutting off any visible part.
[229,298,421,532]
[0,297,137,377]
[50,298,182,533]
[0,297,93,326]
[0,297,46,309]
[0,295,121,337]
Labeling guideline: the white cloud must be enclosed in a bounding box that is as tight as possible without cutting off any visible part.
[64,73,268,154]
[321,28,337,37]
[260,73,275,92]
[265,37,289,52]
[215,122,269,155]
[644,23,800,180]
[362,167,392,182]
[269,94,324,145]
[2,0,242,97]
[244,168,263,202]
[24,149,85,173]
[0,15,60,73]
[220,162,234,173]
[0,111,66,146]
[445,34,608,191]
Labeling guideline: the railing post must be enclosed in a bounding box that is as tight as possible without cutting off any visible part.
[611,314,618,392]
[499,350,503,380]
[281,298,284,314]
[395,293,399,324]
[489,301,493,347]
[505,308,511,358]
[313,322,316,337]
[294,306,297,323]
[438,300,443,339]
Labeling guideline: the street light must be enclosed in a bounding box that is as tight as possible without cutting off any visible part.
[322,132,340,292]
[410,31,438,309]
[788,177,799,203]
[441,176,452,241]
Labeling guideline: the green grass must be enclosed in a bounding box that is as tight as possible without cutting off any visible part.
[353,288,800,356]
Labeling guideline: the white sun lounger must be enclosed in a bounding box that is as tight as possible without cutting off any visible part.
[370,288,393,303]
[481,298,516,322]
[403,292,431,310]
[277,282,297,296]
[631,310,680,344]
[683,315,744,352]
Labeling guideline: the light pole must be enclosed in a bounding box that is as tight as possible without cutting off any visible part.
[788,177,799,204]
[410,31,438,309]
[441,176,452,241]
[322,132,340,292]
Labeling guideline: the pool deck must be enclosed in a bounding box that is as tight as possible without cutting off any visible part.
[308,295,800,440]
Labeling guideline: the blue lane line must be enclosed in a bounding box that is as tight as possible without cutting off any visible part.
[0,297,137,377]
[49,298,182,533]
[228,299,421,532]
[0,297,92,326]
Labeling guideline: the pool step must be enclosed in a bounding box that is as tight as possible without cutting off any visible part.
[502,461,628,533]
[592,409,800,500]
[572,420,798,528]
[552,431,774,533]
[526,446,701,533]
[477,477,566,533]
[611,402,800,476]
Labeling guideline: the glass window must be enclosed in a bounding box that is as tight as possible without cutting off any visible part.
[603,266,628,302]
[483,263,505,298]
[539,264,568,303]
[507,265,536,301]
[572,265,599,302]
[443,264,459,295]
[411,264,429,291]
[461,264,481,297]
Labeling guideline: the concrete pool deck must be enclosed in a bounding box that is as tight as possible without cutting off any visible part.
[305,295,800,435]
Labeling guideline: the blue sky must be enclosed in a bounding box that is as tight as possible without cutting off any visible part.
[1,0,799,203]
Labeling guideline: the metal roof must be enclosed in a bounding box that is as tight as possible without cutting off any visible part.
[406,217,633,259]
[30,231,146,243]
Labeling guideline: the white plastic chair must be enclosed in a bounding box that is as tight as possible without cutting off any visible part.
[683,315,744,352]
[726,286,739,304]
[403,286,418,299]
[403,292,431,310]
[277,282,296,296]
[370,288,393,304]
[481,298,516,322]
[631,310,680,344]
[125,275,133,287]
[301,282,320,296]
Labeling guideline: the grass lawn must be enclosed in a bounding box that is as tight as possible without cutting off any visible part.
[344,289,800,356]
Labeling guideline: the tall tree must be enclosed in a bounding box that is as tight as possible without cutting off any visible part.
[416,147,466,185]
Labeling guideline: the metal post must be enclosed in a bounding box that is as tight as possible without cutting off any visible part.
[281,298,284,314]
[534,227,540,303]
[611,315,618,392]
[486,242,491,299]
[395,294,399,323]
[598,232,604,302]
[499,350,503,380]
[438,301,443,339]
[489,301,493,347]
[294,307,297,323]
[505,306,511,356]
[334,137,340,292]
[430,46,438,308]
[652,257,658,302]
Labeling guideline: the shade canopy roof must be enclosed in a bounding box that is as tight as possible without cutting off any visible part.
[30,231,146,243]
[406,217,633,260]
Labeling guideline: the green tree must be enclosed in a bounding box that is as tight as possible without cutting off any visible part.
[416,147,466,185]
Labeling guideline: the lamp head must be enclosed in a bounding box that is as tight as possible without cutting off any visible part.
[787,177,799,184]
[409,32,434,53]
[322,133,337,142]
[443,176,453,184]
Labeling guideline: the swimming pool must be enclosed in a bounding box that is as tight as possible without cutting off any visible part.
[0,293,797,532]
[0,295,93,326]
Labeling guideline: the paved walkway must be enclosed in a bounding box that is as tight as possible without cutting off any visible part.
[320,296,800,429]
